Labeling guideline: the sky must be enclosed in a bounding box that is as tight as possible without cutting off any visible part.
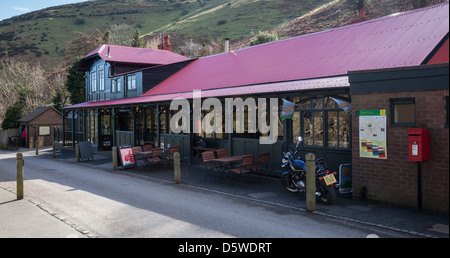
[0,0,87,21]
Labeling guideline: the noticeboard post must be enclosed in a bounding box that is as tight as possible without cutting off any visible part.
[118,145,136,170]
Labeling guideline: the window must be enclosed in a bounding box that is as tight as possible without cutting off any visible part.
[111,79,116,93]
[99,70,105,91]
[127,75,136,90]
[391,98,415,126]
[292,96,351,149]
[111,78,121,93]
[86,110,98,145]
[91,72,97,92]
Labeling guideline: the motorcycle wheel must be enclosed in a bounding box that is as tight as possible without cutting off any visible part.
[317,181,336,205]
[281,174,299,193]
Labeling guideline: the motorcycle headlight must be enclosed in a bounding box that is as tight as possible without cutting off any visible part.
[282,158,288,165]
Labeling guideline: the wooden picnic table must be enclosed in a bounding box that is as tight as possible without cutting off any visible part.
[211,155,246,164]
[203,155,246,181]
[135,149,170,156]
[135,151,153,156]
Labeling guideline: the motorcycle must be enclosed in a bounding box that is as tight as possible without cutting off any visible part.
[281,136,337,205]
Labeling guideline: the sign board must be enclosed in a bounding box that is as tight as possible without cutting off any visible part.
[39,126,51,136]
[118,145,136,169]
[79,141,94,161]
[339,164,352,194]
[359,110,387,159]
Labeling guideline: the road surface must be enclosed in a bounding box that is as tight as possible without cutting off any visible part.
[0,149,416,239]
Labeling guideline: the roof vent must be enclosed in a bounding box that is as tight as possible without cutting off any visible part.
[106,47,112,58]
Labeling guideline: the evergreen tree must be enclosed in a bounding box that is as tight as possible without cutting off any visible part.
[1,102,23,130]
[66,58,86,105]
[131,28,144,48]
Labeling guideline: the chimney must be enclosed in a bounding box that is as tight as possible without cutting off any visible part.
[224,38,230,52]
[158,34,172,52]
[164,34,170,45]
[359,8,366,19]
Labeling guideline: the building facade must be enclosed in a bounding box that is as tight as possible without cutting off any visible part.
[350,64,449,213]
[64,3,449,211]
[19,106,63,148]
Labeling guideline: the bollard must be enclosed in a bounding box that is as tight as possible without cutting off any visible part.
[16,153,24,200]
[305,153,316,212]
[112,146,118,171]
[52,141,56,158]
[75,143,80,162]
[35,140,39,155]
[174,152,181,184]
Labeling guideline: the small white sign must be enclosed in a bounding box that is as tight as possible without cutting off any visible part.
[412,144,418,156]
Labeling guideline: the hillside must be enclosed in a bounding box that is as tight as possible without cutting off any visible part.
[0,0,447,66]
[0,0,331,66]
[234,0,449,48]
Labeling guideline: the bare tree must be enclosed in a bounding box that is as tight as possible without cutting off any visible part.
[144,36,161,49]
[66,28,105,60]
[179,39,201,58]
[197,39,226,57]
[0,58,54,124]
[109,23,134,46]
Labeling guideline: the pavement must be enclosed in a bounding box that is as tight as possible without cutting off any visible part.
[0,187,86,238]
[0,147,448,238]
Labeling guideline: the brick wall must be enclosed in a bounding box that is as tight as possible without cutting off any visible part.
[352,89,449,213]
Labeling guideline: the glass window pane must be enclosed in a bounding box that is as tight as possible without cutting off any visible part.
[300,99,311,109]
[312,98,323,109]
[304,111,313,145]
[291,97,301,105]
[99,70,104,91]
[111,80,116,93]
[278,112,283,140]
[339,111,350,148]
[327,111,338,147]
[292,111,300,144]
[394,103,415,123]
[313,112,323,146]
[160,109,167,134]
[325,97,336,109]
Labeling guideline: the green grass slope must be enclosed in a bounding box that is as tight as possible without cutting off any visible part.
[0,0,332,66]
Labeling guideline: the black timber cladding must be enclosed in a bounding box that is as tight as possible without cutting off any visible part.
[142,59,195,94]
[349,63,449,95]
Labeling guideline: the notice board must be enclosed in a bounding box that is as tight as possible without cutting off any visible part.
[118,145,136,169]
[359,110,387,159]
[79,141,94,161]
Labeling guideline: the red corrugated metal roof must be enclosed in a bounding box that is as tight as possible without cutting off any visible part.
[83,44,189,65]
[143,2,449,97]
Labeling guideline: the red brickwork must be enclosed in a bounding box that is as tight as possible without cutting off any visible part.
[352,89,449,213]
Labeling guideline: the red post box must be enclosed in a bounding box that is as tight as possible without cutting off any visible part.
[408,128,430,162]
